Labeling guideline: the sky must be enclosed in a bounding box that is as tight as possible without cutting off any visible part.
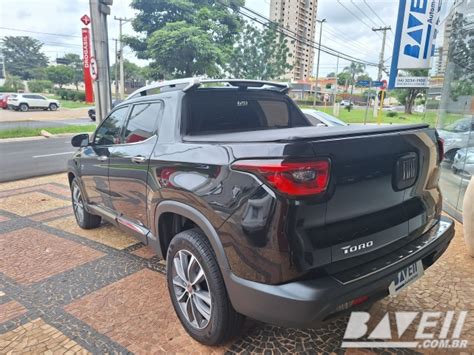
[0,0,454,80]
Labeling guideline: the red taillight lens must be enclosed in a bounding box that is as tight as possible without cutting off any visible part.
[232,159,330,197]
[437,137,444,162]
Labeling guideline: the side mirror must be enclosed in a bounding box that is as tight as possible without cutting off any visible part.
[71,133,90,147]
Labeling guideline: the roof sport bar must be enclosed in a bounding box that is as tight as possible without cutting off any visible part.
[127,77,290,99]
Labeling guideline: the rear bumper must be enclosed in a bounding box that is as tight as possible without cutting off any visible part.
[225,216,454,327]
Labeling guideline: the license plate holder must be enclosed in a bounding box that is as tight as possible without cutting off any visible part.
[388,260,424,296]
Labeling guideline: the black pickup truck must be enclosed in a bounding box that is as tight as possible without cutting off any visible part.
[68,78,454,345]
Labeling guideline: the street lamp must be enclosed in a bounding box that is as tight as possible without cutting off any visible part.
[313,19,327,106]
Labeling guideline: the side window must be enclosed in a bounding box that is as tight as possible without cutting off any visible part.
[23,95,34,99]
[123,102,162,143]
[94,106,129,145]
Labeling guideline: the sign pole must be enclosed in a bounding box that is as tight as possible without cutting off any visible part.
[364,80,372,125]
[377,90,385,125]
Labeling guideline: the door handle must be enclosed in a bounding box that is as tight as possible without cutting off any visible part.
[97,155,108,162]
[131,155,146,164]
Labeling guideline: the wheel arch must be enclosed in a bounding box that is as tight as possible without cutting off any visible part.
[154,201,230,272]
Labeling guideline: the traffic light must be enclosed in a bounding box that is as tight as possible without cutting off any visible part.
[378,90,383,101]
[56,58,71,65]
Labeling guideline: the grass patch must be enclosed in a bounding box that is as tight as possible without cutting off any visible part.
[0,124,96,139]
[300,106,462,127]
[47,95,93,109]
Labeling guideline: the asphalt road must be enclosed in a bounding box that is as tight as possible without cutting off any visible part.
[0,137,76,182]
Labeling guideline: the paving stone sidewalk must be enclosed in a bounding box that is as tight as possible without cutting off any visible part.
[0,174,473,354]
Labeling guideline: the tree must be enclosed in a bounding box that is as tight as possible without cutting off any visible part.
[337,72,351,89]
[227,23,292,80]
[392,69,428,114]
[343,62,365,110]
[356,73,373,83]
[110,59,148,82]
[0,36,48,80]
[46,65,75,88]
[4,75,25,92]
[125,0,244,78]
[63,53,83,91]
[326,72,336,78]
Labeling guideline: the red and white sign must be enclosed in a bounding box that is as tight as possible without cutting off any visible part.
[381,79,388,91]
[81,14,91,26]
[81,28,94,103]
[89,57,98,81]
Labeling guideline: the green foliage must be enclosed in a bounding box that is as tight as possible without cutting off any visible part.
[63,53,84,90]
[110,59,147,82]
[326,72,336,78]
[356,73,372,82]
[227,23,292,80]
[28,80,53,93]
[337,72,351,88]
[4,75,25,92]
[392,69,428,114]
[126,0,244,78]
[0,36,49,80]
[0,86,7,92]
[54,88,86,101]
[386,111,398,117]
[46,65,75,88]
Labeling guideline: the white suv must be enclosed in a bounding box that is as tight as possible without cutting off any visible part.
[7,94,60,112]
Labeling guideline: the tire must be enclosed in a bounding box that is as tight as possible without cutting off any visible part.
[49,103,58,111]
[71,178,101,229]
[19,103,28,112]
[166,228,244,345]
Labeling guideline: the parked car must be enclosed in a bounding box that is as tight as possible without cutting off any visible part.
[437,116,474,162]
[68,78,454,345]
[339,99,352,106]
[452,147,474,177]
[0,94,10,109]
[7,93,60,112]
[302,109,348,127]
[88,99,123,121]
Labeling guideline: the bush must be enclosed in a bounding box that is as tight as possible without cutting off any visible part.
[53,88,86,101]
[386,111,398,117]
[28,80,53,93]
[0,86,8,92]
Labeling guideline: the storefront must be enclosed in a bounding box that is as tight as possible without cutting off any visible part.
[437,0,473,222]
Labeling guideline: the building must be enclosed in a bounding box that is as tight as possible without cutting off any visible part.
[270,0,318,81]
[438,0,474,75]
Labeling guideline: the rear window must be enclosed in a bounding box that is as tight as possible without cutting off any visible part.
[185,90,309,135]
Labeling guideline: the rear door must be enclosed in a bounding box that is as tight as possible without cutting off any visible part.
[35,95,49,108]
[108,101,163,234]
[80,105,130,209]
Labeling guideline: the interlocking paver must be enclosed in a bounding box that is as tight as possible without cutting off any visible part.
[0,318,90,354]
[65,269,226,354]
[0,173,472,354]
[131,245,157,259]
[46,216,137,250]
[0,301,27,323]
[0,227,104,284]
[0,191,69,216]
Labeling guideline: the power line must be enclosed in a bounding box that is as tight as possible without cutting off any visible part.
[336,0,376,32]
[236,4,377,66]
[362,0,388,28]
[350,0,383,30]
[0,27,81,38]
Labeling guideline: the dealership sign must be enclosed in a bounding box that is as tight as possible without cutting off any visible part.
[396,76,430,87]
[81,27,94,103]
[389,0,442,89]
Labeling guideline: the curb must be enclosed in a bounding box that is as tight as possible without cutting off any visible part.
[0,133,80,143]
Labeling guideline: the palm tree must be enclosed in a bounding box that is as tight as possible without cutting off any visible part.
[343,62,366,110]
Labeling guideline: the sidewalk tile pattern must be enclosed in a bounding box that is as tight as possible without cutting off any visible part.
[0,173,473,354]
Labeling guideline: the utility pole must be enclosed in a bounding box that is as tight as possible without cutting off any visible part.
[313,18,326,106]
[114,16,131,99]
[372,26,391,118]
[89,0,113,122]
[114,39,119,100]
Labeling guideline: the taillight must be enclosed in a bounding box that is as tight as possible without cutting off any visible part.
[437,137,444,162]
[232,159,330,197]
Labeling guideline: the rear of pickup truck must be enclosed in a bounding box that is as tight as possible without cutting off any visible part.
[182,87,454,327]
